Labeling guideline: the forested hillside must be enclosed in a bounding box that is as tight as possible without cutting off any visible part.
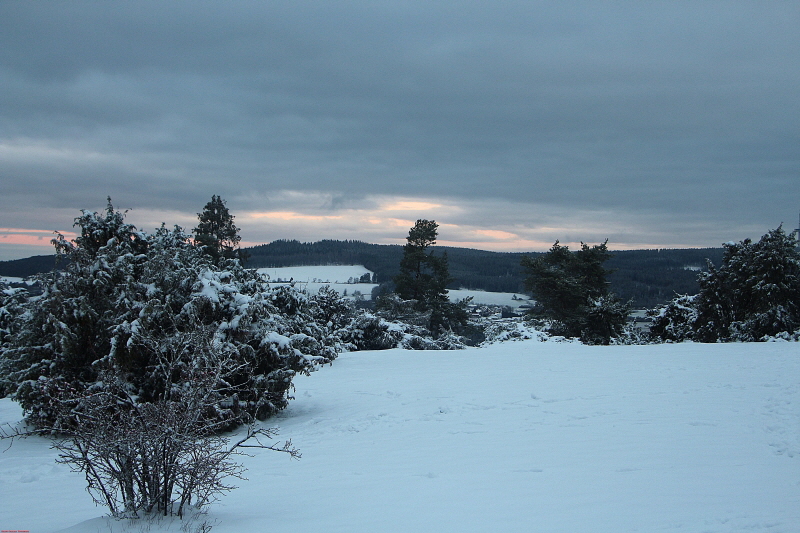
[2,241,724,308]
[0,255,66,278]
[606,248,724,308]
[247,240,724,308]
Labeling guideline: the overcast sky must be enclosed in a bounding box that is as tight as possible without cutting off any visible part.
[1,1,798,261]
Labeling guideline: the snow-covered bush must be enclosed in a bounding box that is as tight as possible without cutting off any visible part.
[480,317,548,345]
[0,282,27,348]
[400,328,466,350]
[373,293,473,348]
[339,313,404,351]
[649,227,800,343]
[0,201,338,431]
[647,294,699,342]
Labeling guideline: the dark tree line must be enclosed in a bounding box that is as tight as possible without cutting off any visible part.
[3,237,730,309]
[243,241,724,308]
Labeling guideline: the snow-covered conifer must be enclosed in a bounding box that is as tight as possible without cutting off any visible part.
[650,226,800,343]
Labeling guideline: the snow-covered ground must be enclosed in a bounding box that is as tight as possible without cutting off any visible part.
[1,339,798,533]
[254,265,530,308]
[256,265,373,284]
[257,265,377,301]
[449,288,531,309]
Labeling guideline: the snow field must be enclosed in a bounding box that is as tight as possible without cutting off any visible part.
[257,342,799,533]
[255,265,530,308]
[256,265,373,285]
[1,340,798,533]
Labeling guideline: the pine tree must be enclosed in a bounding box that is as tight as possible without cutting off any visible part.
[521,240,629,344]
[193,195,246,263]
[388,220,470,335]
[394,219,451,308]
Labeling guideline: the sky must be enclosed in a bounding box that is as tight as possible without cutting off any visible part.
[1,1,799,261]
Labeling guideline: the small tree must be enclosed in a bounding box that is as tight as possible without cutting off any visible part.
[193,195,247,263]
[2,367,299,519]
[521,240,629,344]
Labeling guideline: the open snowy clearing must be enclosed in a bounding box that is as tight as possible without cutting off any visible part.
[1,340,798,533]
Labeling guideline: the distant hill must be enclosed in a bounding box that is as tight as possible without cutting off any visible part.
[246,239,725,308]
[0,255,65,279]
[1,241,725,309]
[606,248,724,308]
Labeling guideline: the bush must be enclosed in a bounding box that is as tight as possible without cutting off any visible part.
[339,313,403,351]
[648,294,698,342]
[2,366,299,519]
[0,202,338,430]
[649,227,800,343]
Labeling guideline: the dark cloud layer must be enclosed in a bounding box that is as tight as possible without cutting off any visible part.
[1,1,798,259]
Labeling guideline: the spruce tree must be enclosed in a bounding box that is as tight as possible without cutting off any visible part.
[390,220,468,335]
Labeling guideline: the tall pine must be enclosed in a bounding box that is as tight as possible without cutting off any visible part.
[390,220,469,335]
[394,219,451,308]
[193,195,246,263]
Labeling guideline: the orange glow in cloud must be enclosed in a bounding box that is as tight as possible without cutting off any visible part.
[380,200,443,211]
[0,229,77,247]
[386,218,416,228]
[437,238,558,252]
[0,234,55,246]
[249,212,343,222]
[475,229,518,240]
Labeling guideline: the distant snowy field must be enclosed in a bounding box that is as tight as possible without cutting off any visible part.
[257,265,374,284]
[4,266,529,308]
[256,265,528,308]
[1,340,798,533]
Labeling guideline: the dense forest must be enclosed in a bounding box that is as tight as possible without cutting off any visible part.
[1,240,724,309]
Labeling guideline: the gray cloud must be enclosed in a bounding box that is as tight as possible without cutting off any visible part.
[1,1,798,259]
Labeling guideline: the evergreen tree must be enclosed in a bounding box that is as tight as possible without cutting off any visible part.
[193,195,246,263]
[394,220,451,308]
[692,226,800,341]
[521,240,629,344]
[388,220,470,335]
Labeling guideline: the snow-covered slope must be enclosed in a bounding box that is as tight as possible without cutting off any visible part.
[256,265,377,300]
[256,265,373,284]
[1,340,798,532]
